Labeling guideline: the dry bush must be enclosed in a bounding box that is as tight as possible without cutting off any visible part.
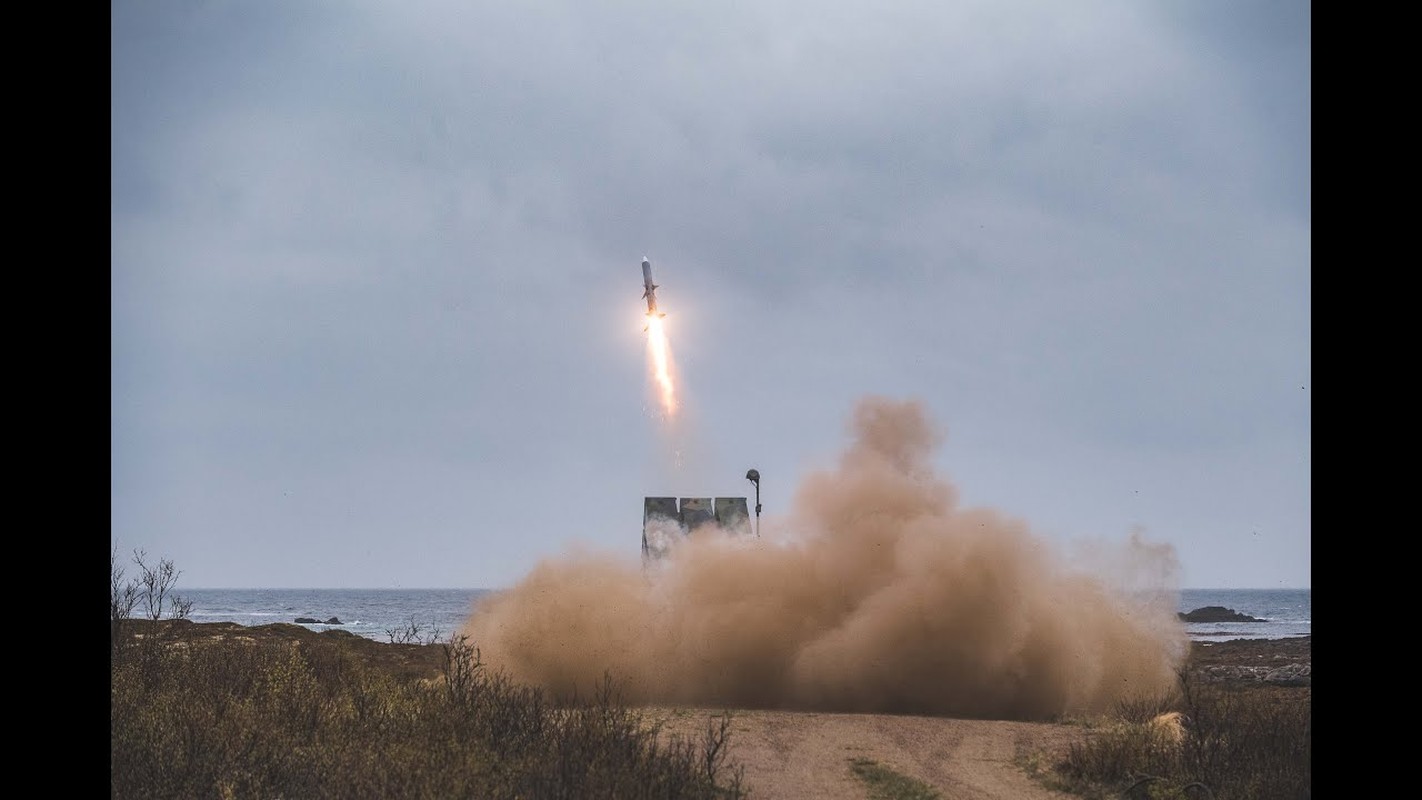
[1051,667,1309,800]
[112,626,747,799]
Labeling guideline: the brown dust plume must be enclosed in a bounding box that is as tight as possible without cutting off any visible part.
[460,396,1188,720]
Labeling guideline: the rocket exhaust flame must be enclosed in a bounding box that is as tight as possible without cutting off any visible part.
[646,314,677,417]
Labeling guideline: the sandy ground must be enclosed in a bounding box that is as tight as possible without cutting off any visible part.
[638,637,1310,799]
[643,706,1089,800]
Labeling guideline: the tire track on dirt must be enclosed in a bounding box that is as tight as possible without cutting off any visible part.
[645,707,1090,800]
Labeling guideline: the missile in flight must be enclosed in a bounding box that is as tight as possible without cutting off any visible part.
[641,257,666,325]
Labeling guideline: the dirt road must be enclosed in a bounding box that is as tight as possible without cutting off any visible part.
[644,706,1091,800]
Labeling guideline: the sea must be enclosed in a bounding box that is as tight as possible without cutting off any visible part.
[176,587,1309,645]
[1171,587,1311,643]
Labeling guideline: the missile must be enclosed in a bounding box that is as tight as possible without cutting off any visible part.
[641,257,666,325]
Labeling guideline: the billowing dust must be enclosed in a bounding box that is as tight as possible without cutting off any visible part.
[459,396,1188,720]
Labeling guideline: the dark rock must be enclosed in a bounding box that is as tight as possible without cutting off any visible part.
[325,617,343,625]
[294,616,343,625]
[1178,606,1266,623]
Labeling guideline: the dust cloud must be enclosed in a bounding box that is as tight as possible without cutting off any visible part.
[460,396,1188,720]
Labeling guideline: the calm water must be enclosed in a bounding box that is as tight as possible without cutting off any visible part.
[180,588,492,644]
[1176,587,1310,642]
[177,586,1309,644]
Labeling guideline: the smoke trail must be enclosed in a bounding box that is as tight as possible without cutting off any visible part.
[462,396,1188,720]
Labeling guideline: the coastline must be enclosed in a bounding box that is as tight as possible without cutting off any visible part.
[126,618,1310,690]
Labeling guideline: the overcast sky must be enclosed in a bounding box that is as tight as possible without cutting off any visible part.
[111,1,1309,590]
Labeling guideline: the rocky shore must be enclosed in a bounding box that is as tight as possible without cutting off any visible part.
[1188,635,1310,686]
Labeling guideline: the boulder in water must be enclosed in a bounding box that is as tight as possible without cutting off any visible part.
[1178,605,1264,623]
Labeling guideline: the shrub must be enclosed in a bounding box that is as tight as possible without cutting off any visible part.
[110,559,746,799]
[1050,667,1310,800]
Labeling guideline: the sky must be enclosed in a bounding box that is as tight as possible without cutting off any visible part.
[111,1,1309,591]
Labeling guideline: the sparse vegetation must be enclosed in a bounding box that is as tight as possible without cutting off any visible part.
[111,554,1308,799]
[1042,666,1310,800]
[386,614,445,645]
[111,547,191,661]
[110,556,746,799]
[849,757,942,800]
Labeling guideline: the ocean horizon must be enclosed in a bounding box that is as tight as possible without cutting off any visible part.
[171,587,1310,645]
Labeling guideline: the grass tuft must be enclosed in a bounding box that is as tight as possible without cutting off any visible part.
[848,757,941,800]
